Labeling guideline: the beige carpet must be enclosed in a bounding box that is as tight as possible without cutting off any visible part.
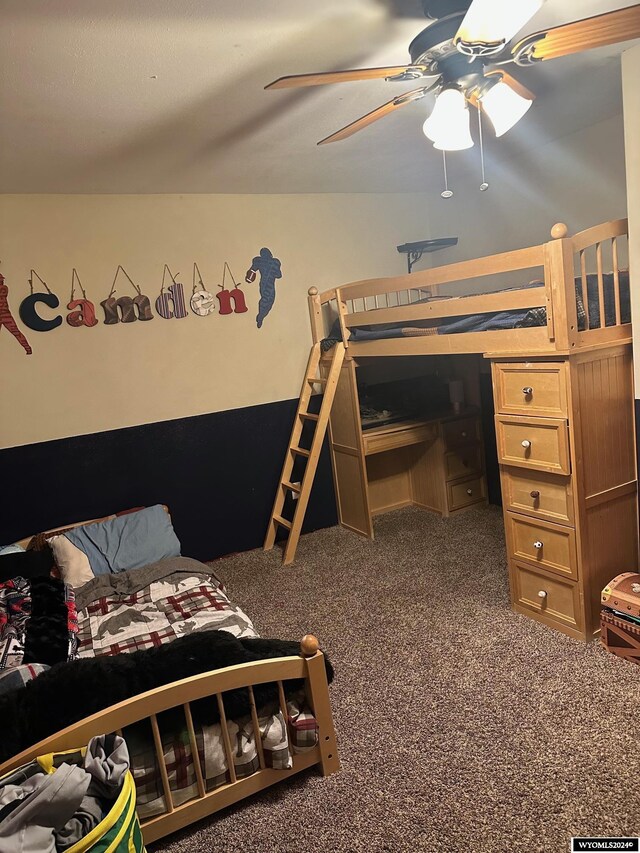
[152,506,639,853]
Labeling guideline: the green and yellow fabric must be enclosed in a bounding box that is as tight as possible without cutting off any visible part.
[66,771,145,853]
[1,746,146,853]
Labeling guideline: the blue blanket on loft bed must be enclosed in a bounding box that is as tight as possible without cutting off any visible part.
[321,272,630,351]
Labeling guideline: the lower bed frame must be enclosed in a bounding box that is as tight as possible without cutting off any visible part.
[0,634,339,845]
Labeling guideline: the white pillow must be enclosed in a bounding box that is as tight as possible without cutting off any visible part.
[49,534,94,589]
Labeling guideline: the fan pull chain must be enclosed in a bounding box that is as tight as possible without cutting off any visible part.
[478,106,489,192]
[441,151,453,199]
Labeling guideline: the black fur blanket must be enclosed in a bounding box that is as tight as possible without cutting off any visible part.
[0,631,334,764]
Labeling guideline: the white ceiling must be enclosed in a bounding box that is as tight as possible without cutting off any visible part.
[0,0,634,193]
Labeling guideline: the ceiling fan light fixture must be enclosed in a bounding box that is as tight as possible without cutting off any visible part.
[423,87,474,151]
[455,0,545,56]
[480,79,533,137]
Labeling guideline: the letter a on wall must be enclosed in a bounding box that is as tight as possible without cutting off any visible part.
[67,299,98,328]
[66,269,98,328]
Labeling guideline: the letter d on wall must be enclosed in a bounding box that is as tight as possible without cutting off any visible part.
[156,283,188,320]
[19,292,63,332]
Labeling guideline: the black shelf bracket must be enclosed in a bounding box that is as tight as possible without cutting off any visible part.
[397,237,458,274]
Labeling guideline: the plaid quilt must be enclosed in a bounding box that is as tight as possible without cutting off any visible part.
[77,568,256,657]
[75,558,319,815]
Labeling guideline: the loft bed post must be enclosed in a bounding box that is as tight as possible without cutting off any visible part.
[335,287,350,354]
[544,222,579,351]
[307,287,324,344]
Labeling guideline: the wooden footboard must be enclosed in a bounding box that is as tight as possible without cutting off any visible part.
[0,635,339,845]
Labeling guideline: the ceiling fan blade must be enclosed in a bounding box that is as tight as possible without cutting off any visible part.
[317,87,433,144]
[265,66,430,90]
[513,4,640,63]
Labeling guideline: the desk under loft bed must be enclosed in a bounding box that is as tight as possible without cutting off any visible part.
[305,219,637,643]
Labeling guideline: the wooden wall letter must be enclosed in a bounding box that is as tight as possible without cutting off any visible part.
[155,283,188,319]
[19,292,63,332]
[66,299,99,328]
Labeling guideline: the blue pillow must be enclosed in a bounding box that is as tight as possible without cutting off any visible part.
[65,505,181,574]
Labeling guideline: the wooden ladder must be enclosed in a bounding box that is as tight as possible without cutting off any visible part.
[264,341,345,565]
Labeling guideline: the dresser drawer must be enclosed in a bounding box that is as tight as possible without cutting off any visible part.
[493,362,568,418]
[501,469,574,526]
[442,417,480,449]
[445,444,483,481]
[495,415,570,475]
[511,562,582,634]
[506,512,578,580]
[447,476,486,511]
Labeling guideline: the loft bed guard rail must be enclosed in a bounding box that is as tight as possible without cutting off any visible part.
[307,219,630,356]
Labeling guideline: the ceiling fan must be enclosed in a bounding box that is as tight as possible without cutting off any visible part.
[265,0,640,151]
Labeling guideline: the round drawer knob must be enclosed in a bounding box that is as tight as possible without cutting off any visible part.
[461,431,468,438]
[521,440,532,449]
[530,490,540,499]
[533,540,543,550]
[522,386,533,396]
[538,590,547,599]
[466,488,473,496]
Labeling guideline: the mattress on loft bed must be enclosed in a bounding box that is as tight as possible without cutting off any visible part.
[321,271,630,349]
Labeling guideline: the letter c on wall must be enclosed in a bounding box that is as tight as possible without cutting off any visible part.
[19,292,63,332]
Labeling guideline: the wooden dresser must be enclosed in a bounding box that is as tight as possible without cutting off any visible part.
[491,344,638,641]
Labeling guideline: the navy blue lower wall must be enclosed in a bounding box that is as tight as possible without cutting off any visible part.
[0,399,338,560]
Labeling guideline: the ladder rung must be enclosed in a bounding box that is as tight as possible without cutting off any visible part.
[273,515,292,530]
[299,412,319,421]
[307,377,327,386]
[291,446,310,457]
[282,481,301,494]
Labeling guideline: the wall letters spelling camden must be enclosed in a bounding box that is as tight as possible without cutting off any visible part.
[1,253,282,356]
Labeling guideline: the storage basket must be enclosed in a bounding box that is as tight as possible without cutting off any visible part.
[66,770,145,853]
[0,747,145,853]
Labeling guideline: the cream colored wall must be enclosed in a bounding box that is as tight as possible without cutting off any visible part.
[0,193,435,449]
[1,111,630,448]
[426,112,627,267]
[622,45,640,387]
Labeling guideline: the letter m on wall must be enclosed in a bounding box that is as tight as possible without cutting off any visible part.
[101,295,153,324]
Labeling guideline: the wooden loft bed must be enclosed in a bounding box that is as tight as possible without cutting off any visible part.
[307,219,631,358]
[301,219,637,643]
